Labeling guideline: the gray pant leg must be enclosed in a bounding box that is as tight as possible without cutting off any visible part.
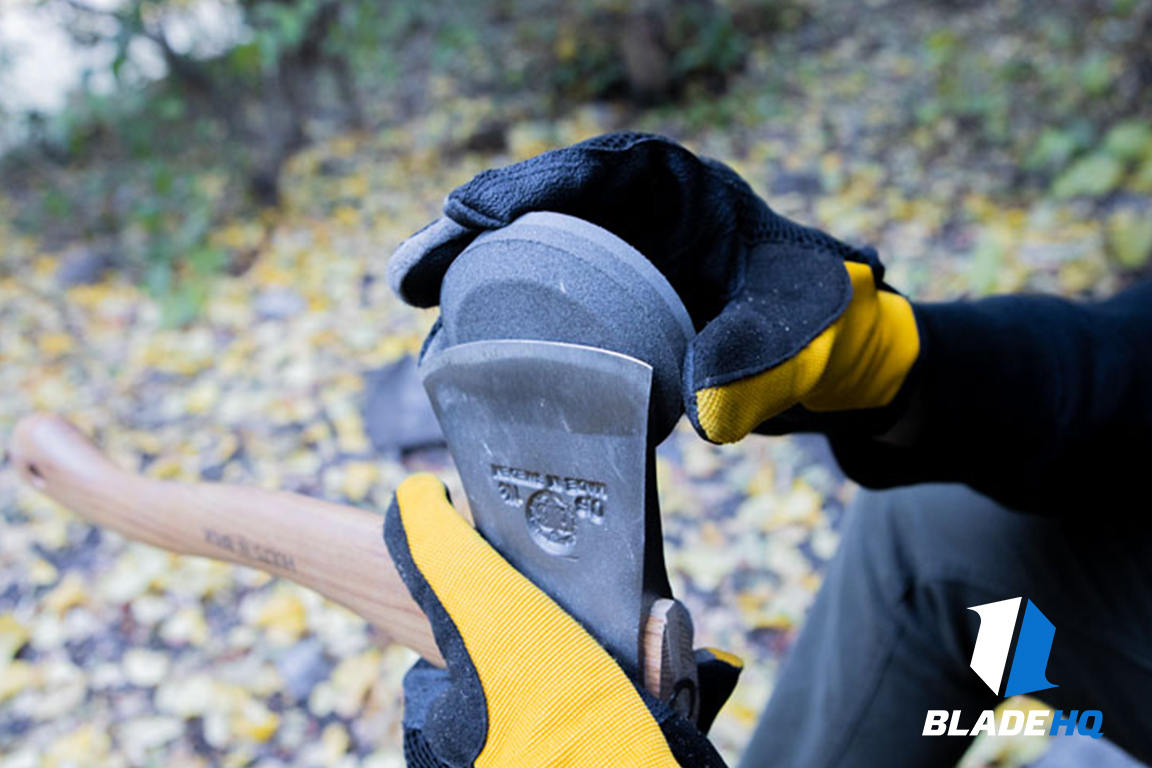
[738,484,1152,768]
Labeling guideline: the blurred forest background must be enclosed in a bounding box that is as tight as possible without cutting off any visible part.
[1,0,1151,766]
[3,0,1151,315]
[3,0,1152,314]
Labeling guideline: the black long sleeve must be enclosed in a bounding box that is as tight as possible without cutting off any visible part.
[829,280,1152,516]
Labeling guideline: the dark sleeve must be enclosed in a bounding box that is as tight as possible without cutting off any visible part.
[828,280,1152,516]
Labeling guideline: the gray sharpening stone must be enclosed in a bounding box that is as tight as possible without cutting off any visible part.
[438,211,694,443]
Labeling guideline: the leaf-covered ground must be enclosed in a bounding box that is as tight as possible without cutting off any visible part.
[2,3,1151,765]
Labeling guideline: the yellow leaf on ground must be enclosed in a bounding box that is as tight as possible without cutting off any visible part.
[160,606,210,647]
[43,724,112,768]
[0,616,30,663]
[1107,210,1152,269]
[0,660,39,703]
[43,573,88,615]
[329,648,382,718]
[39,332,75,357]
[341,461,379,502]
[233,697,280,743]
[254,589,308,645]
[185,380,220,414]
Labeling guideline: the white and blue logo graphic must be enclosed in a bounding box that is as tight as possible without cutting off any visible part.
[924,597,1103,738]
[968,597,1057,698]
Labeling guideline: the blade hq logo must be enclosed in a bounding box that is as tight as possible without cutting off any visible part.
[923,598,1103,739]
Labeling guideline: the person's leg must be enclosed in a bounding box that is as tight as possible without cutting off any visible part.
[738,483,1152,768]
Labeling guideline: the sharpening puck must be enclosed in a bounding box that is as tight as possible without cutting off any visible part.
[438,211,694,443]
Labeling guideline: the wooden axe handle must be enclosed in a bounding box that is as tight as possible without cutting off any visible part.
[9,413,443,666]
[9,415,690,714]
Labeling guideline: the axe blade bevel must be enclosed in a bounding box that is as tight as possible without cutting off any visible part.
[420,339,659,677]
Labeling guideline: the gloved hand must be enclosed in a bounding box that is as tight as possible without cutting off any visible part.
[385,473,741,767]
[388,132,920,444]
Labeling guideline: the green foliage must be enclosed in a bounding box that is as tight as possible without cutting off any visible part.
[914,0,1150,186]
[130,166,228,326]
[250,0,322,68]
[1077,53,1115,98]
[4,0,1149,324]
[498,0,771,106]
[2,0,389,321]
[1040,118,1152,201]
[1133,155,1152,193]
[917,28,1014,142]
[967,230,1005,295]
[667,3,749,80]
[1052,153,1126,199]
[1107,212,1152,269]
[7,0,778,227]
[1025,126,1091,173]
[1103,121,1152,163]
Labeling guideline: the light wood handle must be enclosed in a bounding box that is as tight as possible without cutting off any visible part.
[9,413,443,667]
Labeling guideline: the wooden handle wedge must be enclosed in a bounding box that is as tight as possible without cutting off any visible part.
[9,413,443,667]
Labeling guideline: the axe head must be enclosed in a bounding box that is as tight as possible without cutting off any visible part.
[421,339,661,674]
[418,212,699,714]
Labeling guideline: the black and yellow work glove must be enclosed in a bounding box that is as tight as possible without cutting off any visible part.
[388,132,920,444]
[385,474,740,767]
